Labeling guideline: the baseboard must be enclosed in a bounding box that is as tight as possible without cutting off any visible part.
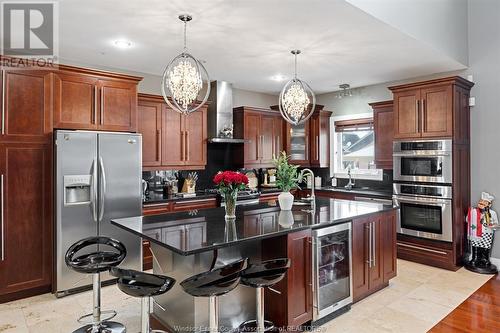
[489,257,500,272]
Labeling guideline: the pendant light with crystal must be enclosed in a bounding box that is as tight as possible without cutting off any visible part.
[278,50,316,125]
[161,14,210,115]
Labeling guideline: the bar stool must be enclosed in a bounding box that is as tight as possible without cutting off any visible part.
[180,258,248,333]
[238,258,291,333]
[110,267,176,333]
[65,236,127,333]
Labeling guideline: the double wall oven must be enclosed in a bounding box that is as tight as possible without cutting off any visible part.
[393,139,453,242]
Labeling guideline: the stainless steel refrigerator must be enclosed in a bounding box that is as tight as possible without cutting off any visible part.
[55,130,142,296]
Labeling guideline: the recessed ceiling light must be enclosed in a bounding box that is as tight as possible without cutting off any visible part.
[270,74,287,82]
[113,39,132,49]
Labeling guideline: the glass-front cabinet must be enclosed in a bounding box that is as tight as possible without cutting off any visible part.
[286,122,309,165]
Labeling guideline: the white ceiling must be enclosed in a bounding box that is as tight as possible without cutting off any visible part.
[56,0,466,94]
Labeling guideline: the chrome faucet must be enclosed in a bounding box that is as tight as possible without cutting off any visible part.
[299,168,315,201]
[345,167,355,190]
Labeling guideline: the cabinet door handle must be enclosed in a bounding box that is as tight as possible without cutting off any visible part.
[99,87,104,125]
[276,136,280,155]
[372,222,376,267]
[415,99,420,133]
[366,224,372,267]
[156,130,161,161]
[1,70,5,135]
[1,174,4,261]
[316,135,319,160]
[185,130,189,162]
[93,86,98,125]
[180,131,184,161]
[421,99,426,133]
[255,135,259,160]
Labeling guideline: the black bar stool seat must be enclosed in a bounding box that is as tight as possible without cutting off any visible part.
[180,258,248,333]
[238,258,291,333]
[240,258,291,288]
[111,267,175,332]
[65,236,127,333]
[181,258,248,297]
[111,267,175,297]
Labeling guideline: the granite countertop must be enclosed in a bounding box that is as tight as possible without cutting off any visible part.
[143,190,218,205]
[112,197,396,256]
[314,186,393,199]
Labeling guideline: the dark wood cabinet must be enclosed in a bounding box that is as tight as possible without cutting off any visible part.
[53,73,98,130]
[138,99,162,167]
[0,142,52,302]
[183,109,207,167]
[381,211,397,283]
[393,88,421,139]
[2,70,52,142]
[53,68,140,132]
[98,79,138,132]
[263,229,312,329]
[352,210,396,302]
[310,110,331,167]
[284,121,310,166]
[142,197,216,270]
[390,76,474,271]
[390,76,473,140]
[233,107,283,168]
[371,100,394,169]
[277,105,332,168]
[420,85,453,138]
[138,94,207,170]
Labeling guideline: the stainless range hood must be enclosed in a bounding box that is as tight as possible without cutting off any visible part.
[207,81,246,143]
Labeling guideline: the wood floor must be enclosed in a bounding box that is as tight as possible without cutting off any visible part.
[429,273,500,332]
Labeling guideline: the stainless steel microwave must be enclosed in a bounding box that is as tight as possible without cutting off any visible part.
[393,139,452,184]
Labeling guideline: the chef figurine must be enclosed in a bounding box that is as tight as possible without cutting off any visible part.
[465,192,499,274]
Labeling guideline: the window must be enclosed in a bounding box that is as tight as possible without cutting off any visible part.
[332,117,381,180]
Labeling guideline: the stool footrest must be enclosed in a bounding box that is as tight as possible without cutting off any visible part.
[238,319,276,332]
[77,309,117,324]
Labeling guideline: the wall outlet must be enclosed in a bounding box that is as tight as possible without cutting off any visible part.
[469,97,476,107]
[467,74,474,83]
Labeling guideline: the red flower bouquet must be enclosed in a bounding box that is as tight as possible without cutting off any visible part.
[213,171,248,218]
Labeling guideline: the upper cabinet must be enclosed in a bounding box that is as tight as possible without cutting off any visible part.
[274,105,332,168]
[310,110,332,168]
[53,66,140,132]
[389,76,474,140]
[371,100,394,169]
[233,107,283,168]
[1,69,52,142]
[138,94,207,170]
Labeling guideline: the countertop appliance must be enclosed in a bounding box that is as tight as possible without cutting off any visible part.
[55,130,142,296]
[312,222,353,320]
[393,183,453,242]
[393,139,452,184]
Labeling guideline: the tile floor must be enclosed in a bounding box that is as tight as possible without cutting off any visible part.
[0,260,493,333]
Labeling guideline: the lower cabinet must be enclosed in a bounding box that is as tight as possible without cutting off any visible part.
[262,229,313,329]
[0,142,53,302]
[352,210,396,302]
[141,198,217,269]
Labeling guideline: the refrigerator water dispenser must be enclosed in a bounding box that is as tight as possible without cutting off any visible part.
[64,175,92,205]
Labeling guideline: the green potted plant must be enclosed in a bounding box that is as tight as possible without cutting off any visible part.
[274,151,299,210]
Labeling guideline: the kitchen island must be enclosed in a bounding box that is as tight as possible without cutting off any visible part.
[112,198,397,331]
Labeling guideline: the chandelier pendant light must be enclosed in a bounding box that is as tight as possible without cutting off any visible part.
[161,14,210,115]
[278,50,316,125]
